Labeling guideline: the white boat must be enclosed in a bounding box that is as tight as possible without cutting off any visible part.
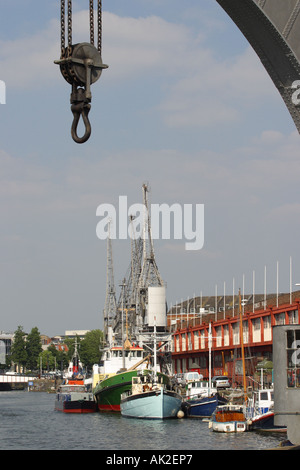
[208,291,248,433]
[209,404,247,433]
[121,374,182,419]
[246,388,287,432]
[185,379,218,400]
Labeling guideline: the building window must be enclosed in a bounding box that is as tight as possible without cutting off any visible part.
[182,334,186,352]
[288,310,299,325]
[223,325,229,346]
[232,322,240,345]
[286,329,300,388]
[264,316,272,341]
[188,332,192,350]
[200,330,205,349]
[252,318,261,343]
[275,313,285,325]
[215,326,222,347]
[194,331,199,350]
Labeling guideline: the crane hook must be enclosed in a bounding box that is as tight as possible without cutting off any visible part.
[71,101,92,144]
[70,86,92,144]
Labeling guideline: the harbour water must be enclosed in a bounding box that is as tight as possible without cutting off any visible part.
[0,391,285,451]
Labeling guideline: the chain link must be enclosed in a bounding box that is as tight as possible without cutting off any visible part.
[61,0,65,56]
[98,0,102,54]
[67,0,72,55]
[90,0,94,46]
[61,1,102,55]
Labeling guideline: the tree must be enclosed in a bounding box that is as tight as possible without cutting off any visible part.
[79,329,103,370]
[11,326,27,372]
[26,327,42,370]
[39,349,56,372]
[47,343,69,370]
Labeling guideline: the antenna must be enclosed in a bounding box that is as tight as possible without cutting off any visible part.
[103,219,117,343]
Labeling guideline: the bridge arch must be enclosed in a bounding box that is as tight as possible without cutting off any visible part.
[217,0,300,133]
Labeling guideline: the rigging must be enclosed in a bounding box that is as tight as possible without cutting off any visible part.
[55,0,108,144]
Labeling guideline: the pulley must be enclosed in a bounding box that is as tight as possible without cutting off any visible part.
[54,1,108,144]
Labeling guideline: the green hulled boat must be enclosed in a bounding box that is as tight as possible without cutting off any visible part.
[93,344,151,412]
[94,369,142,412]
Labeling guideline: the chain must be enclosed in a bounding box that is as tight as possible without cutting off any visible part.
[90,0,94,45]
[67,0,72,55]
[60,1,102,55]
[61,0,65,57]
[98,0,102,54]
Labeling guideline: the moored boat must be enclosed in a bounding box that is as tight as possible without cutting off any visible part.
[246,388,287,432]
[209,404,247,433]
[55,379,97,413]
[94,368,144,412]
[93,344,152,412]
[182,393,227,418]
[55,340,97,413]
[120,374,182,419]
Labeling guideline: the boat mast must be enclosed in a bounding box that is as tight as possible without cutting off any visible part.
[208,322,212,395]
[239,288,247,398]
[153,318,157,380]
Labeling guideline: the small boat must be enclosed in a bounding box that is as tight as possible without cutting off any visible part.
[55,340,97,413]
[120,373,182,419]
[185,378,218,400]
[209,404,247,433]
[55,379,97,413]
[246,389,287,432]
[208,291,247,432]
[182,393,227,418]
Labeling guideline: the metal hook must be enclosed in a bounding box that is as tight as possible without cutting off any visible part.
[71,100,91,144]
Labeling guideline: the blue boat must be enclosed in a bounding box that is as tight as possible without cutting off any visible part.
[181,393,227,418]
[120,375,182,419]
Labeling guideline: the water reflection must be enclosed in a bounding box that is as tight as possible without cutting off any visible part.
[0,392,284,450]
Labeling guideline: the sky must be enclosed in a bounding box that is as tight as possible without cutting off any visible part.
[0,0,300,337]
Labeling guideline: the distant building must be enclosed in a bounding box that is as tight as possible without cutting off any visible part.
[65,330,90,340]
[0,332,13,364]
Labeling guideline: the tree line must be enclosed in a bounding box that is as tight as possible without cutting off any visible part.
[6,326,104,373]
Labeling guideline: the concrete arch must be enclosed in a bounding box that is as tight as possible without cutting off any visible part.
[217,0,300,132]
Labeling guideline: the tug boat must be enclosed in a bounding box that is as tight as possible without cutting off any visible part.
[55,379,97,413]
[55,341,97,413]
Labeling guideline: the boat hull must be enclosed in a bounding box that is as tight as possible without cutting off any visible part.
[182,394,227,418]
[121,389,182,419]
[94,370,139,412]
[209,420,247,433]
[55,399,97,413]
[55,392,97,413]
[248,411,287,432]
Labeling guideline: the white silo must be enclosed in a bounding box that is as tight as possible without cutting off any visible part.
[147,286,167,328]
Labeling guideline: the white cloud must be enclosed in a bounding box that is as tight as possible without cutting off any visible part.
[0,19,60,89]
[159,46,277,128]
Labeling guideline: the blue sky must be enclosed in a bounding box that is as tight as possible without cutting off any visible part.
[0,0,299,336]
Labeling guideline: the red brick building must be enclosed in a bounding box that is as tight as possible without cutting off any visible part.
[169,292,300,387]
